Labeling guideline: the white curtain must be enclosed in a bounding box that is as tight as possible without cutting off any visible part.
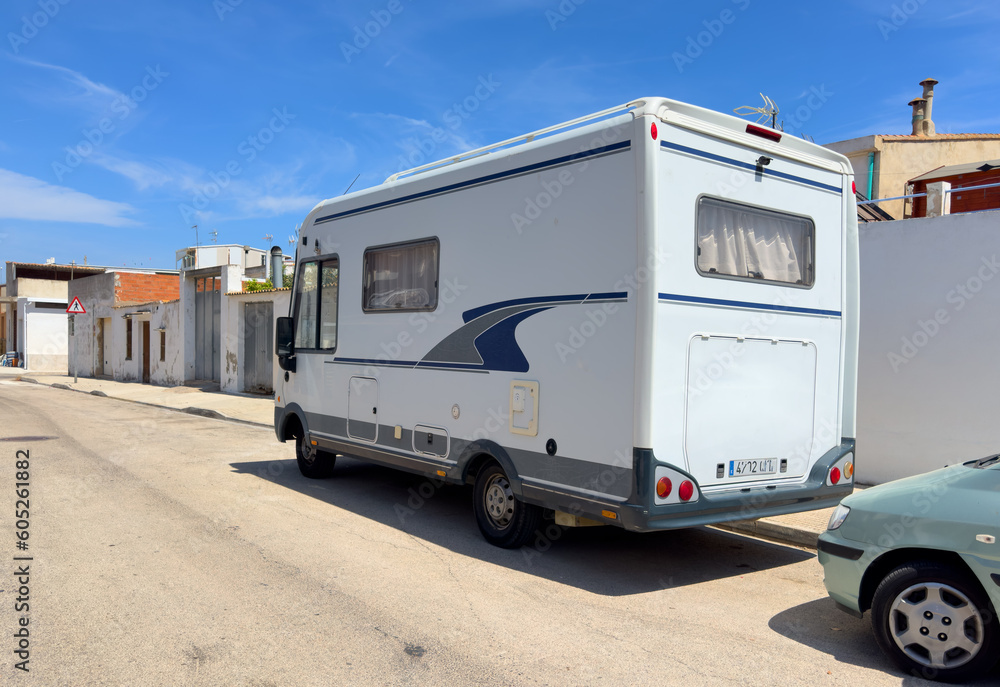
[365,240,438,310]
[697,198,813,286]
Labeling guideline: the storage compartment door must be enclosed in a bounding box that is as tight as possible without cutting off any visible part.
[348,376,379,442]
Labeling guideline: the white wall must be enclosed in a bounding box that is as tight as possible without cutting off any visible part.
[857,209,1000,483]
[21,301,67,372]
[221,290,290,394]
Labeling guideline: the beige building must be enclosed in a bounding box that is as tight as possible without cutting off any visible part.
[825,78,1000,220]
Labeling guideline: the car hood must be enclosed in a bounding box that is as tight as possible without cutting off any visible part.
[837,462,1000,550]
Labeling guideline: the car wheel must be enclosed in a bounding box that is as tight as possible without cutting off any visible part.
[295,435,336,479]
[473,462,542,549]
[871,560,999,682]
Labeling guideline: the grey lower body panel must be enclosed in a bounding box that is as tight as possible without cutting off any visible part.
[275,405,855,532]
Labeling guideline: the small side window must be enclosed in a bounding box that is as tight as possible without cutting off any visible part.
[294,262,319,349]
[363,238,439,312]
[293,258,339,350]
[696,197,815,287]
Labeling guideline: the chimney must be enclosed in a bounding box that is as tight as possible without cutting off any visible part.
[908,97,927,136]
[269,246,283,287]
[919,78,938,135]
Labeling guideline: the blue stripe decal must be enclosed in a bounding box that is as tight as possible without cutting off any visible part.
[333,357,420,367]
[585,291,629,302]
[659,141,842,194]
[463,293,587,323]
[314,140,632,225]
[659,293,841,318]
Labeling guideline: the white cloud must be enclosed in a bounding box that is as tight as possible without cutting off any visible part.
[0,169,137,226]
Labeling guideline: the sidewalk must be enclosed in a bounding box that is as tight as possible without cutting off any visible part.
[0,368,839,549]
[0,367,273,427]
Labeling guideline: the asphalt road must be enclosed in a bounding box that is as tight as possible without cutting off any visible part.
[0,381,960,686]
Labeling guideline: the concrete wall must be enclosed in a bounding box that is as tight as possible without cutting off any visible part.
[857,209,1000,483]
[107,302,183,385]
[221,289,290,395]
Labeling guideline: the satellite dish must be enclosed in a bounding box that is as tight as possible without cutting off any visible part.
[734,93,780,130]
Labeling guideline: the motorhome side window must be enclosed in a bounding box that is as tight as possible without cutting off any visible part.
[363,238,439,312]
[293,258,339,350]
[696,197,815,287]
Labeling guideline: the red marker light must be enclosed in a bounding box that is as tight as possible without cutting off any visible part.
[651,122,658,140]
[851,180,857,194]
[679,480,695,502]
[656,476,672,498]
[830,467,842,485]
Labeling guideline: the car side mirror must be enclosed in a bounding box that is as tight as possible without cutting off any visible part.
[276,317,295,370]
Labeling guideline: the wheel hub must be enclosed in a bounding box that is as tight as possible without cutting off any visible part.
[889,582,984,670]
[483,475,514,529]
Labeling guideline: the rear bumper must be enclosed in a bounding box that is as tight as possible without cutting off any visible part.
[615,440,855,532]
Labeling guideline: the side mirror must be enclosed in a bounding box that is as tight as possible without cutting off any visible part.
[276,317,295,372]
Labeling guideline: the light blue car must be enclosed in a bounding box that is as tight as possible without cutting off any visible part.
[818,454,1000,682]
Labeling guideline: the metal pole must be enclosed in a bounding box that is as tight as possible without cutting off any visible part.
[71,314,77,383]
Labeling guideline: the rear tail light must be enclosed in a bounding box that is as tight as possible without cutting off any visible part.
[678,480,695,502]
[844,462,854,479]
[656,477,672,498]
[829,467,841,485]
[745,124,782,143]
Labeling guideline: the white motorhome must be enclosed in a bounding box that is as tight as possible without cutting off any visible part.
[274,97,860,548]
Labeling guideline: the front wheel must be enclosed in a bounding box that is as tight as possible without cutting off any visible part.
[295,435,336,479]
[871,561,999,682]
[473,462,542,549]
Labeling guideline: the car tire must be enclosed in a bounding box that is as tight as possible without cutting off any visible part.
[473,462,542,549]
[295,435,336,479]
[871,560,1000,682]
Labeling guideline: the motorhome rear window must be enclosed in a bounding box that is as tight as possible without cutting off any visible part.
[696,197,814,287]
[363,238,439,312]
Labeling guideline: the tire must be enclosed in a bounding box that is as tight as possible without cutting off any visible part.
[871,560,1000,682]
[473,462,543,549]
[295,435,336,479]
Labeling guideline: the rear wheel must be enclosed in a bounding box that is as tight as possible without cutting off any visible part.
[871,561,999,682]
[295,435,336,479]
[473,462,542,549]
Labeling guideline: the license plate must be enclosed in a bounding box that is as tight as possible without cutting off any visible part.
[729,458,778,477]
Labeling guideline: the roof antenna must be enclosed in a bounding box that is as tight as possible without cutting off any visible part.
[342,173,360,195]
[734,93,781,130]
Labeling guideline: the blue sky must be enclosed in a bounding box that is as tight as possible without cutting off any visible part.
[1,0,998,271]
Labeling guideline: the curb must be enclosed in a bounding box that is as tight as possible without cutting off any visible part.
[714,520,819,550]
[15,376,272,430]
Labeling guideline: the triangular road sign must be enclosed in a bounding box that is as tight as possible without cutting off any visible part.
[66,297,86,314]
